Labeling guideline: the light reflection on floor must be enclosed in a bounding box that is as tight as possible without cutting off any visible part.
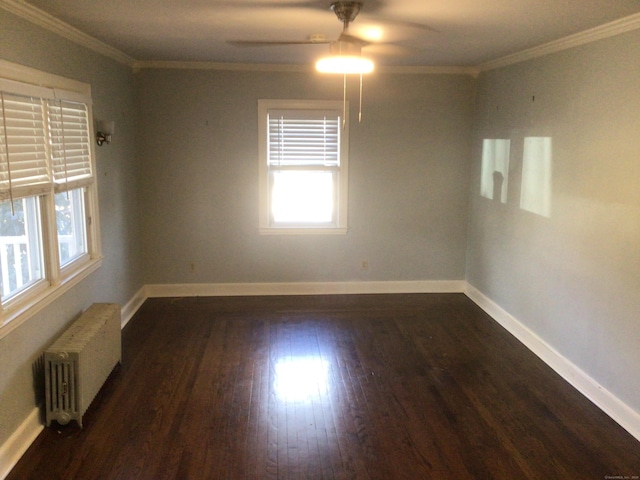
[273,355,330,403]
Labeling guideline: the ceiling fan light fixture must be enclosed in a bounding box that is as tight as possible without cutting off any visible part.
[315,39,374,74]
[315,55,374,74]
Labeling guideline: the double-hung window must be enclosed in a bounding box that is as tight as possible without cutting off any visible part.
[49,99,93,266]
[0,62,101,334]
[258,100,349,235]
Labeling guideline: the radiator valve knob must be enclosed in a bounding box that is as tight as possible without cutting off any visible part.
[56,352,69,360]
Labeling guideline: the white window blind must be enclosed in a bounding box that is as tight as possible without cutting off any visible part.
[0,92,50,201]
[48,99,92,190]
[267,109,340,167]
[0,85,93,201]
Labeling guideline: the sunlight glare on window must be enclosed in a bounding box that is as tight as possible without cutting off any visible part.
[272,171,334,223]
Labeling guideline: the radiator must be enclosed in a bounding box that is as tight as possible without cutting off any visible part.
[45,303,121,428]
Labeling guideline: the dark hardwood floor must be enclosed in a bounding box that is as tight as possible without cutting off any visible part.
[8,294,640,479]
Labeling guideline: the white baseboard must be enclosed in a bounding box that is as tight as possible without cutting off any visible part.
[0,408,42,480]
[465,283,640,443]
[120,285,148,329]
[145,280,466,298]
[139,279,640,443]
[5,280,636,480]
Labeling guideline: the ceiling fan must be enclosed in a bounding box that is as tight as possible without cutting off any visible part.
[226,1,433,122]
[226,1,433,66]
[229,2,365,46]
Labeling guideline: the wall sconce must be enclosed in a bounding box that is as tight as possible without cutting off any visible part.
[96,120,115,146]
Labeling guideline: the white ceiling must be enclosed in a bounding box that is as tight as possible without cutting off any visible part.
[18,0,640,67]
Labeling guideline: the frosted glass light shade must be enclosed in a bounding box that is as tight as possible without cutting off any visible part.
[316,55,374,74]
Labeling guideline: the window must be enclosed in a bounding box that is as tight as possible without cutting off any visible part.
[258,100,349,234]
[0,63,101,334]
[0,197,44,301]
[55,188,87,266]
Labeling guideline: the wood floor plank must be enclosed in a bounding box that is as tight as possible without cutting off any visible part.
[7,294,640,479]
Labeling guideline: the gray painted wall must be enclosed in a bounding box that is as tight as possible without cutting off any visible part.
[466,30,640,413]
[136,69,474,284]
[0,10,142,446]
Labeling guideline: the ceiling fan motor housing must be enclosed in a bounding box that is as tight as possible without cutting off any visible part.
[331,1,363,27]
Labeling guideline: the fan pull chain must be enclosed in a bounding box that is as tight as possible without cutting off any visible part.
[342,73,347,129]
[359,73,363,123]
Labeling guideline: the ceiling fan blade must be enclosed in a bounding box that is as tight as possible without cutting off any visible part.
[224,1,437,56]
[360,14,439,34]
[337,32,370,46]
[227,40,330,47]
[215,0,389,15]
[215,1,437,33]
[213,1,329,11]
[362,43,413,57]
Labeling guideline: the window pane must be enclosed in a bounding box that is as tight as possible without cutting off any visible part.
[55,188,87,266]
[272,171,334,224]
[267,113,340,167]
[0,197,44,301]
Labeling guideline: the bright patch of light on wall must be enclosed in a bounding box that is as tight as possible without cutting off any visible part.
[480,138,511,203]
[520,136,553,218]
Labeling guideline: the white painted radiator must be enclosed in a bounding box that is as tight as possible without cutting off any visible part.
[45,303,121,427]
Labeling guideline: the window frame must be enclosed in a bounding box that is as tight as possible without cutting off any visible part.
[0,60,102,339]
[55,187,89,268]
[258,99,349,235]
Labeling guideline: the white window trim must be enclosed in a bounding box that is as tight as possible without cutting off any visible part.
[258,99,349,235]
[0,60,102,340]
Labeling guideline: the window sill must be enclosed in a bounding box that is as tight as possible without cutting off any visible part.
[0,256,103,340]
[259,227,349,236]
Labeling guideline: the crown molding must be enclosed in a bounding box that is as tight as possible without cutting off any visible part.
[3,0,638,76]
[479,12,640,72]
[0,0,135,66]
[379,65,480,77]
[132,60,479,77]
[131,60,314,73]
